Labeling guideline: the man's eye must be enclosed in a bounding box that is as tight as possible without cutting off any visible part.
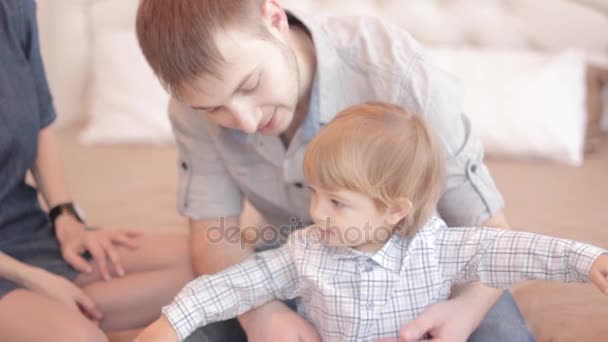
[242,74,261,93]
[206,107,220,115]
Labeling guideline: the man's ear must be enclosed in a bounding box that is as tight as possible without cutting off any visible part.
[261,0,289,35]
[384,197,413,226]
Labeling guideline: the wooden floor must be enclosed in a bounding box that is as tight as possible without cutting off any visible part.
[57,125,608,342]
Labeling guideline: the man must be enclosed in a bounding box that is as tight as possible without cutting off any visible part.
[135,1,534,341]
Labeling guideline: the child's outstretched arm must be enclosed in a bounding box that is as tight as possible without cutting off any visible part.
[589,255,608,294]
[136,241,299,341]
[435,224,607,290]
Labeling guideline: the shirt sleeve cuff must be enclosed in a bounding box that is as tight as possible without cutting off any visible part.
[162,296,204,341]
[568,242,608,282]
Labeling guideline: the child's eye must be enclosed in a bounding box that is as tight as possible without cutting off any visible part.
[331,199,345,208]
[307,186,316,193]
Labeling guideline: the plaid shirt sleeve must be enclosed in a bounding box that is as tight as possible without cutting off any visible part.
[435,226,607,288]
[162,242,299,340]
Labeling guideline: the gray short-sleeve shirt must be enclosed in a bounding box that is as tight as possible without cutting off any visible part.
[169,11,504,228]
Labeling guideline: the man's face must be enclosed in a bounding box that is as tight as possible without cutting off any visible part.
[180,29,300,136]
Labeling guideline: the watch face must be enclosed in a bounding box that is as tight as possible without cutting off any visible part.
[73,203,87,222]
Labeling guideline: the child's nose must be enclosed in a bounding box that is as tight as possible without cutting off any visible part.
[309,202,325,224]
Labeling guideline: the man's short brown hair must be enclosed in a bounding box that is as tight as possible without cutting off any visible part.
[136,0,267,96]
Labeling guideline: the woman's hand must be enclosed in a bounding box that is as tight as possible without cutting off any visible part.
[55,215,142,281]
[22,265,103,322]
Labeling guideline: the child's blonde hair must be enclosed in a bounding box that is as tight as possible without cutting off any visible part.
[303,102,445,236]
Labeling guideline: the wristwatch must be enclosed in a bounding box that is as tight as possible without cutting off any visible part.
[49,202,86,226]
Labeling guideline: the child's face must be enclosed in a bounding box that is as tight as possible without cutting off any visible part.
[308,184,395,252]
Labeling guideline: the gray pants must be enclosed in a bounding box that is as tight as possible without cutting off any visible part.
[185,291,534,342]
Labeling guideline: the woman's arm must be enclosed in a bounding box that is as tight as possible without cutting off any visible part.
[0,252,35,286]
[0,251,103,320]
[30,124,141,279]
[30,124,72,211]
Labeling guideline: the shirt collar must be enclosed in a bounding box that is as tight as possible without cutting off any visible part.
[327,217,446,274]
[370,234,409,273]
[328,233,408,274]
[287,10,343,126]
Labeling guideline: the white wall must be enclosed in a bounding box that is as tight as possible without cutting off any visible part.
[37,0,91,125]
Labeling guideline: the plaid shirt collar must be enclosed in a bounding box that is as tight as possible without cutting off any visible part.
[324,233,409,274]
[324,217,442,274]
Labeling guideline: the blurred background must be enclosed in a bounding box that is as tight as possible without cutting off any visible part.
[37,0,608,165]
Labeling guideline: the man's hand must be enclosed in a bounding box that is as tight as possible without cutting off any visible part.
[480,210,510,230]
[398,207,510,342]
[398,294,476,342]
[239,300,321,342]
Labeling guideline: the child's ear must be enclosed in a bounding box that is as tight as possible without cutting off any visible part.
[385,197,413,226]
[261,0,289,36]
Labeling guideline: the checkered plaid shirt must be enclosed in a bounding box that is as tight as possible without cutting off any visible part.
[164,217,606,341]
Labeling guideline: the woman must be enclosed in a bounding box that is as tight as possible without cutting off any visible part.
[0,1,192,340]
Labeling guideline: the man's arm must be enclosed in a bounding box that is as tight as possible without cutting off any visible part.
[169,96,317,341]
[445,211,510,331]
[189,217,252,275]
[167,97,252,275]
[400,214,511,342]
[401,55,510,340]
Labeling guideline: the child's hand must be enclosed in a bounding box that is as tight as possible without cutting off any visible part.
[590,254,608,295]
[134,315,179,342]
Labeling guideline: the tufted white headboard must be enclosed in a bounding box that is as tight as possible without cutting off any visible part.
[36,0,608,124]
[283,0,608,56]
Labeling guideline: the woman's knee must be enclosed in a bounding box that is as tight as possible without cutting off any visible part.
[120,232,192,272]
[62,325,109,342]
[0,289,109,342]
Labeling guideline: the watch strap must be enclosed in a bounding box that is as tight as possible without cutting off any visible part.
[49,202,84,226]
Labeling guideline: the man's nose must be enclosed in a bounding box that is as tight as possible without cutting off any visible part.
[226,99,260,133]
